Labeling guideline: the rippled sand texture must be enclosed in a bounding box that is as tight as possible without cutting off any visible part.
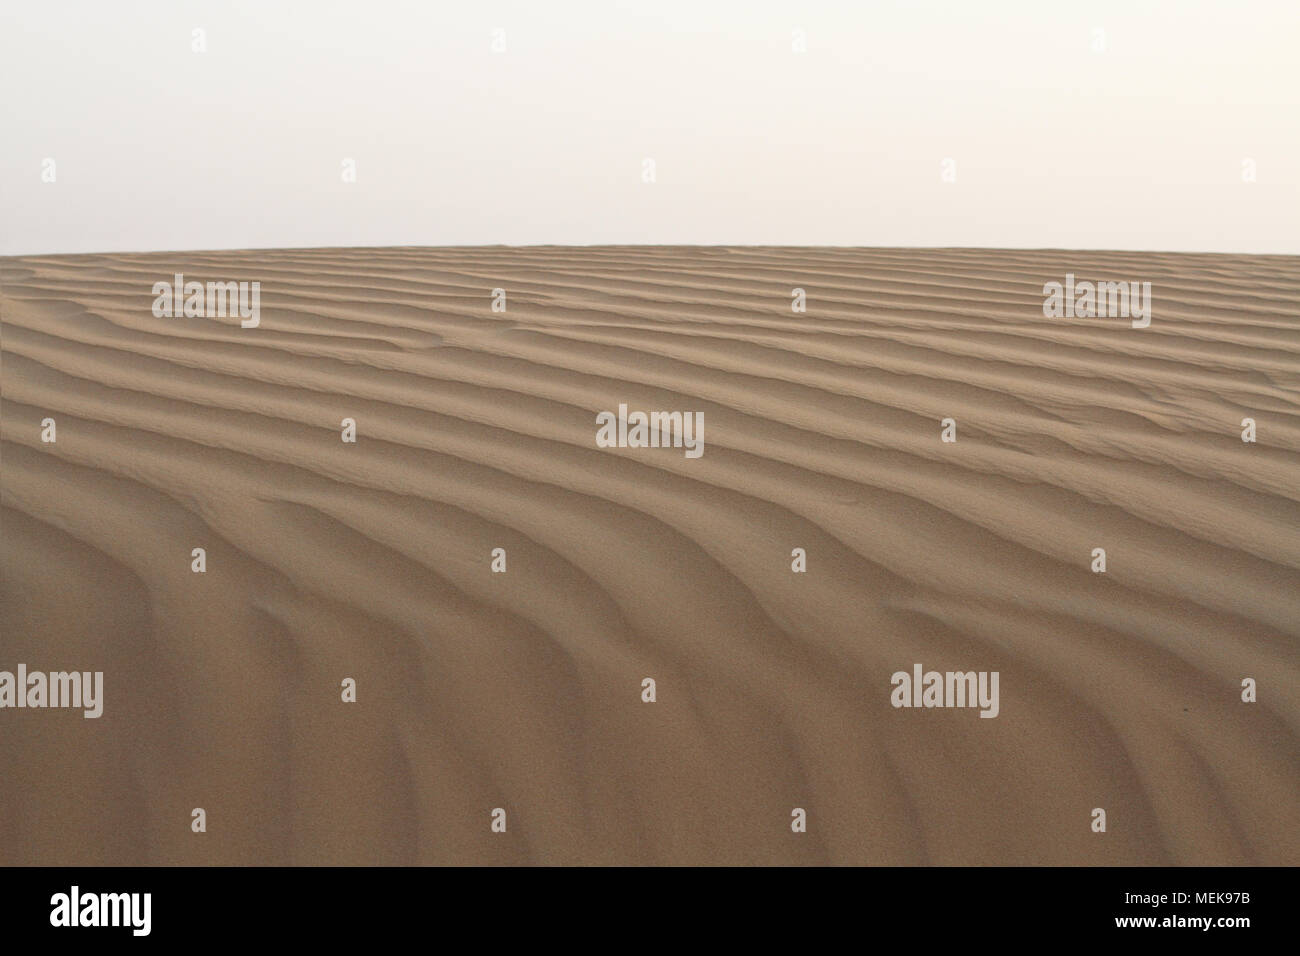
[1,247,1297,865]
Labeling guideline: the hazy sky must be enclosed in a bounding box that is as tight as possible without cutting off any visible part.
[2,0,1297,255]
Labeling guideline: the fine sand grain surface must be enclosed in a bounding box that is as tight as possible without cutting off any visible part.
[1,246,1297,865]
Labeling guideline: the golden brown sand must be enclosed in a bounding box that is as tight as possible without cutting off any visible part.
[1,246,1297,865]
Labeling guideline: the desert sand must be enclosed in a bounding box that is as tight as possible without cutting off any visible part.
[1,246,1297,865]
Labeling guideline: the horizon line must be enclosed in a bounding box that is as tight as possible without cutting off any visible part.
[7,242,1298,259]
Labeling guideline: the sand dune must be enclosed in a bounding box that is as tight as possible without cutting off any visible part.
[1,246,1297,865]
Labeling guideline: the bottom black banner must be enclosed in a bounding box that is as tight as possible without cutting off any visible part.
[0,866,1285,942]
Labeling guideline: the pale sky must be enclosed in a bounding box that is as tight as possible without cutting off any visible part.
[2,0,1297,255]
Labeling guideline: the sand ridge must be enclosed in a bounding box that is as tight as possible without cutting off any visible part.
[1,246,1297,865]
